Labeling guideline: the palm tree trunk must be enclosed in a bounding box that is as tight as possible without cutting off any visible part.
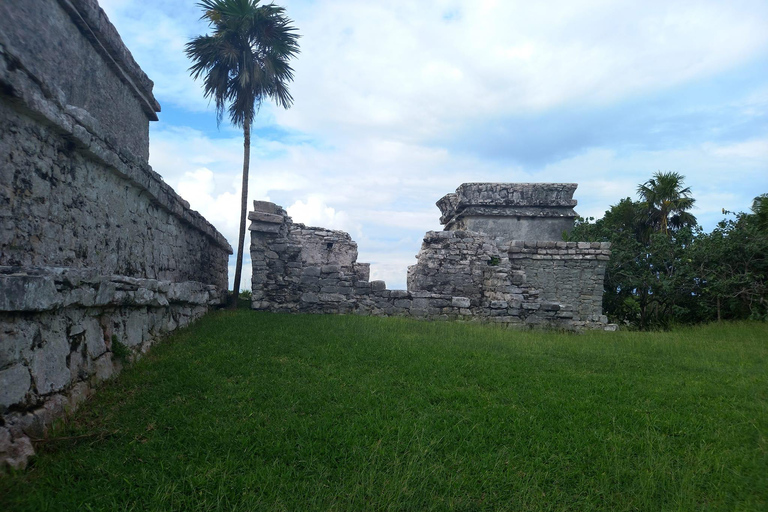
[230,118,251,309]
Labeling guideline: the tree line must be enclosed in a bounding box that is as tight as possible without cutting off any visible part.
[566,172,768,330]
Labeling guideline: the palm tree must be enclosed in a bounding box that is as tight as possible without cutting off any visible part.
[636,171,697,235]
[186,0,299,307]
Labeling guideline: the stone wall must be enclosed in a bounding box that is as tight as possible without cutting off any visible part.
[250,198,614,330]
[0,0,232,470]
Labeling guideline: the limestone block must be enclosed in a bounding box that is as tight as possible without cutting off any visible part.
[61,286,97,307]
[371,280,387,292]
[0,364,31,411]
[301,293,319,303]
[452,297,471,308]
[248,211,283,224]
[354,263,371,282]
[412,298,430,310]
[167,282,208,304]
[0,275,61,312]
[319,293,345,302]
[0,321,38,369]
[94,281,118,306]
[124,309,148,348]
[249,221,282,233]
[302,266,322,277]
[30,330,70,395]
[92,354,115,383]
[253,201,282,214]
[133,287,156,306]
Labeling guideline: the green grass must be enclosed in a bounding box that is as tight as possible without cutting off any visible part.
[2,313,767,511]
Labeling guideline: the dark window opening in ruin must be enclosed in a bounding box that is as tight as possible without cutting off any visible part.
[326,242,334,250]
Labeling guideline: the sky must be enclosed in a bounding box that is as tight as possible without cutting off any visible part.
[99,0,768,290]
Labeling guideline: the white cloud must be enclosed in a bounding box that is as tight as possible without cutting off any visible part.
[707,138,768,159]
[101,0,768,140]
[276,0,768,143]
[287,196,357,233]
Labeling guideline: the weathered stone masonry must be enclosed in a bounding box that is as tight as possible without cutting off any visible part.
[0,0,232,470]
[250,183,613,331]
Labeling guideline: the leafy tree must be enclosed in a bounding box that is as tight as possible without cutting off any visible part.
[691,206,768,321]
[569,200,696,329]
[571,180,768,328]
[186,0,299,307]
[637,171,697,236]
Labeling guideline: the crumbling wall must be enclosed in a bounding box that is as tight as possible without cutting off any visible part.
[0,0,232,470]
[509,241,609,323]
[250,200,613,330]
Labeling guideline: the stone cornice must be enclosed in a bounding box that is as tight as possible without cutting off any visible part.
[57,0,161,120]
[438,183,579,226]
[0,267,222,313]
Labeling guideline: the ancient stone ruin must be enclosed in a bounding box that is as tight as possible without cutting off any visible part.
[250,183,613,331]
[0,0,231,470]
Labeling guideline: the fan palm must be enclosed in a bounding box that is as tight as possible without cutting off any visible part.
[186,0,299,307]
[637,171,697,235]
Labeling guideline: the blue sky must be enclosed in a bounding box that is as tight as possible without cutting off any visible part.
[99,0,768,290]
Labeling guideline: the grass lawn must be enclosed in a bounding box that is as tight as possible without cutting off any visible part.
[1,312,766,511]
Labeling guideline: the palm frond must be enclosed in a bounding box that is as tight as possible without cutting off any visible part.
[186,0,300,128]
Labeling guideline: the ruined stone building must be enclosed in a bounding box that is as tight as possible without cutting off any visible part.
[249,183,613,331]
[0,0,231,470]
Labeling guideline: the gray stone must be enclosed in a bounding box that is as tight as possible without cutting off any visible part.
[248,211,284,224]
[30,332,71,395]
[0,275,61,312]
[253,200,282,214]
[249,221,282,233]
[452,297,471,308]
[124,309,148,348]
[93,354,115,383]
[84,317,107,359]
[0,427,36,471]
[0,364,31,411]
